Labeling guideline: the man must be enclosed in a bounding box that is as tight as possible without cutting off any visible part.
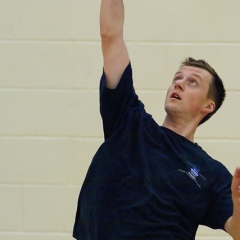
[73,0,240,239]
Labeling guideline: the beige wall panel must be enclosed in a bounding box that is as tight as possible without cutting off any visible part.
[0,42,73,89]
[0,186,22,231]
[0,42,102,90]
[72,43,102,89]
[196,237,231,240]
[125,0,240,42]
[23,0,100,40]
[1,42,239,90]
[0,137,72,184]
[2,0,240,42]
[0,0,100,40]
[0,91,24,135]
[22,91,102,137]
[72,139,103,185]
[0,234,72,240]
[197,225,230,238]
[22,186,79,232]
[136,90,166,124]
[0,0,24,39]
[128,43,240,90]
[0,137,26,183]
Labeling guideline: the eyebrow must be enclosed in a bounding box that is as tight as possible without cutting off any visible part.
[174,71,203,81]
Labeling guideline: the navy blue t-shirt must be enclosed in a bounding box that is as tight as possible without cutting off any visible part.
[73,63,233,240]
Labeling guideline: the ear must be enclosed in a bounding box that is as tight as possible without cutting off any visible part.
[202,100,215,114]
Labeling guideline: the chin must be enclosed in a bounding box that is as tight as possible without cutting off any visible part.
[165,104,180,114]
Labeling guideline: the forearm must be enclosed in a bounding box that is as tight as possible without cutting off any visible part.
[230,210,240,240]
[99,0,129,89]
[100,0,125,38]
[226,167,240,240]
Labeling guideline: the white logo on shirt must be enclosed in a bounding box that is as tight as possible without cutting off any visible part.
[178,162,206,188]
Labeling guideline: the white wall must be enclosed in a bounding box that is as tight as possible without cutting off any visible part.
[1,0,239,239]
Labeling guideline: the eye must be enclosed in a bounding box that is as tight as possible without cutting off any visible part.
[173,77,181,82]
[188,79,197,86]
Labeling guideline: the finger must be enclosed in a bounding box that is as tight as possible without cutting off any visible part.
[232,167,240,182]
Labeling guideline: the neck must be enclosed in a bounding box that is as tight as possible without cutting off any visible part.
[162,115,199,142]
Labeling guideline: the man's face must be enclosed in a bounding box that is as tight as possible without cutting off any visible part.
[164,66,214,121]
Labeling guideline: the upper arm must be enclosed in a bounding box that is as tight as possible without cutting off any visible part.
[101,36,129,89]
[224,216,232,236]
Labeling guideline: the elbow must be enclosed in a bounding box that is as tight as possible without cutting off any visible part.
[100,24,123,40]
[100,27,112,39]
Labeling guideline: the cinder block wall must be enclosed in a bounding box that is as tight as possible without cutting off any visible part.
[0,1,239,239]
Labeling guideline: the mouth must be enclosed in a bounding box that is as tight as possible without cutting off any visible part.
[170,92,181,100]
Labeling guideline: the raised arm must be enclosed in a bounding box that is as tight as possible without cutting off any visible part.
[100,0,129,89]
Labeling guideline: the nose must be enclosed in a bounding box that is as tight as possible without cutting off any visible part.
[174,79,184,91]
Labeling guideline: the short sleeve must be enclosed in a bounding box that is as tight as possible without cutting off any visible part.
[200,163,233,230]
[100,62,140,140]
